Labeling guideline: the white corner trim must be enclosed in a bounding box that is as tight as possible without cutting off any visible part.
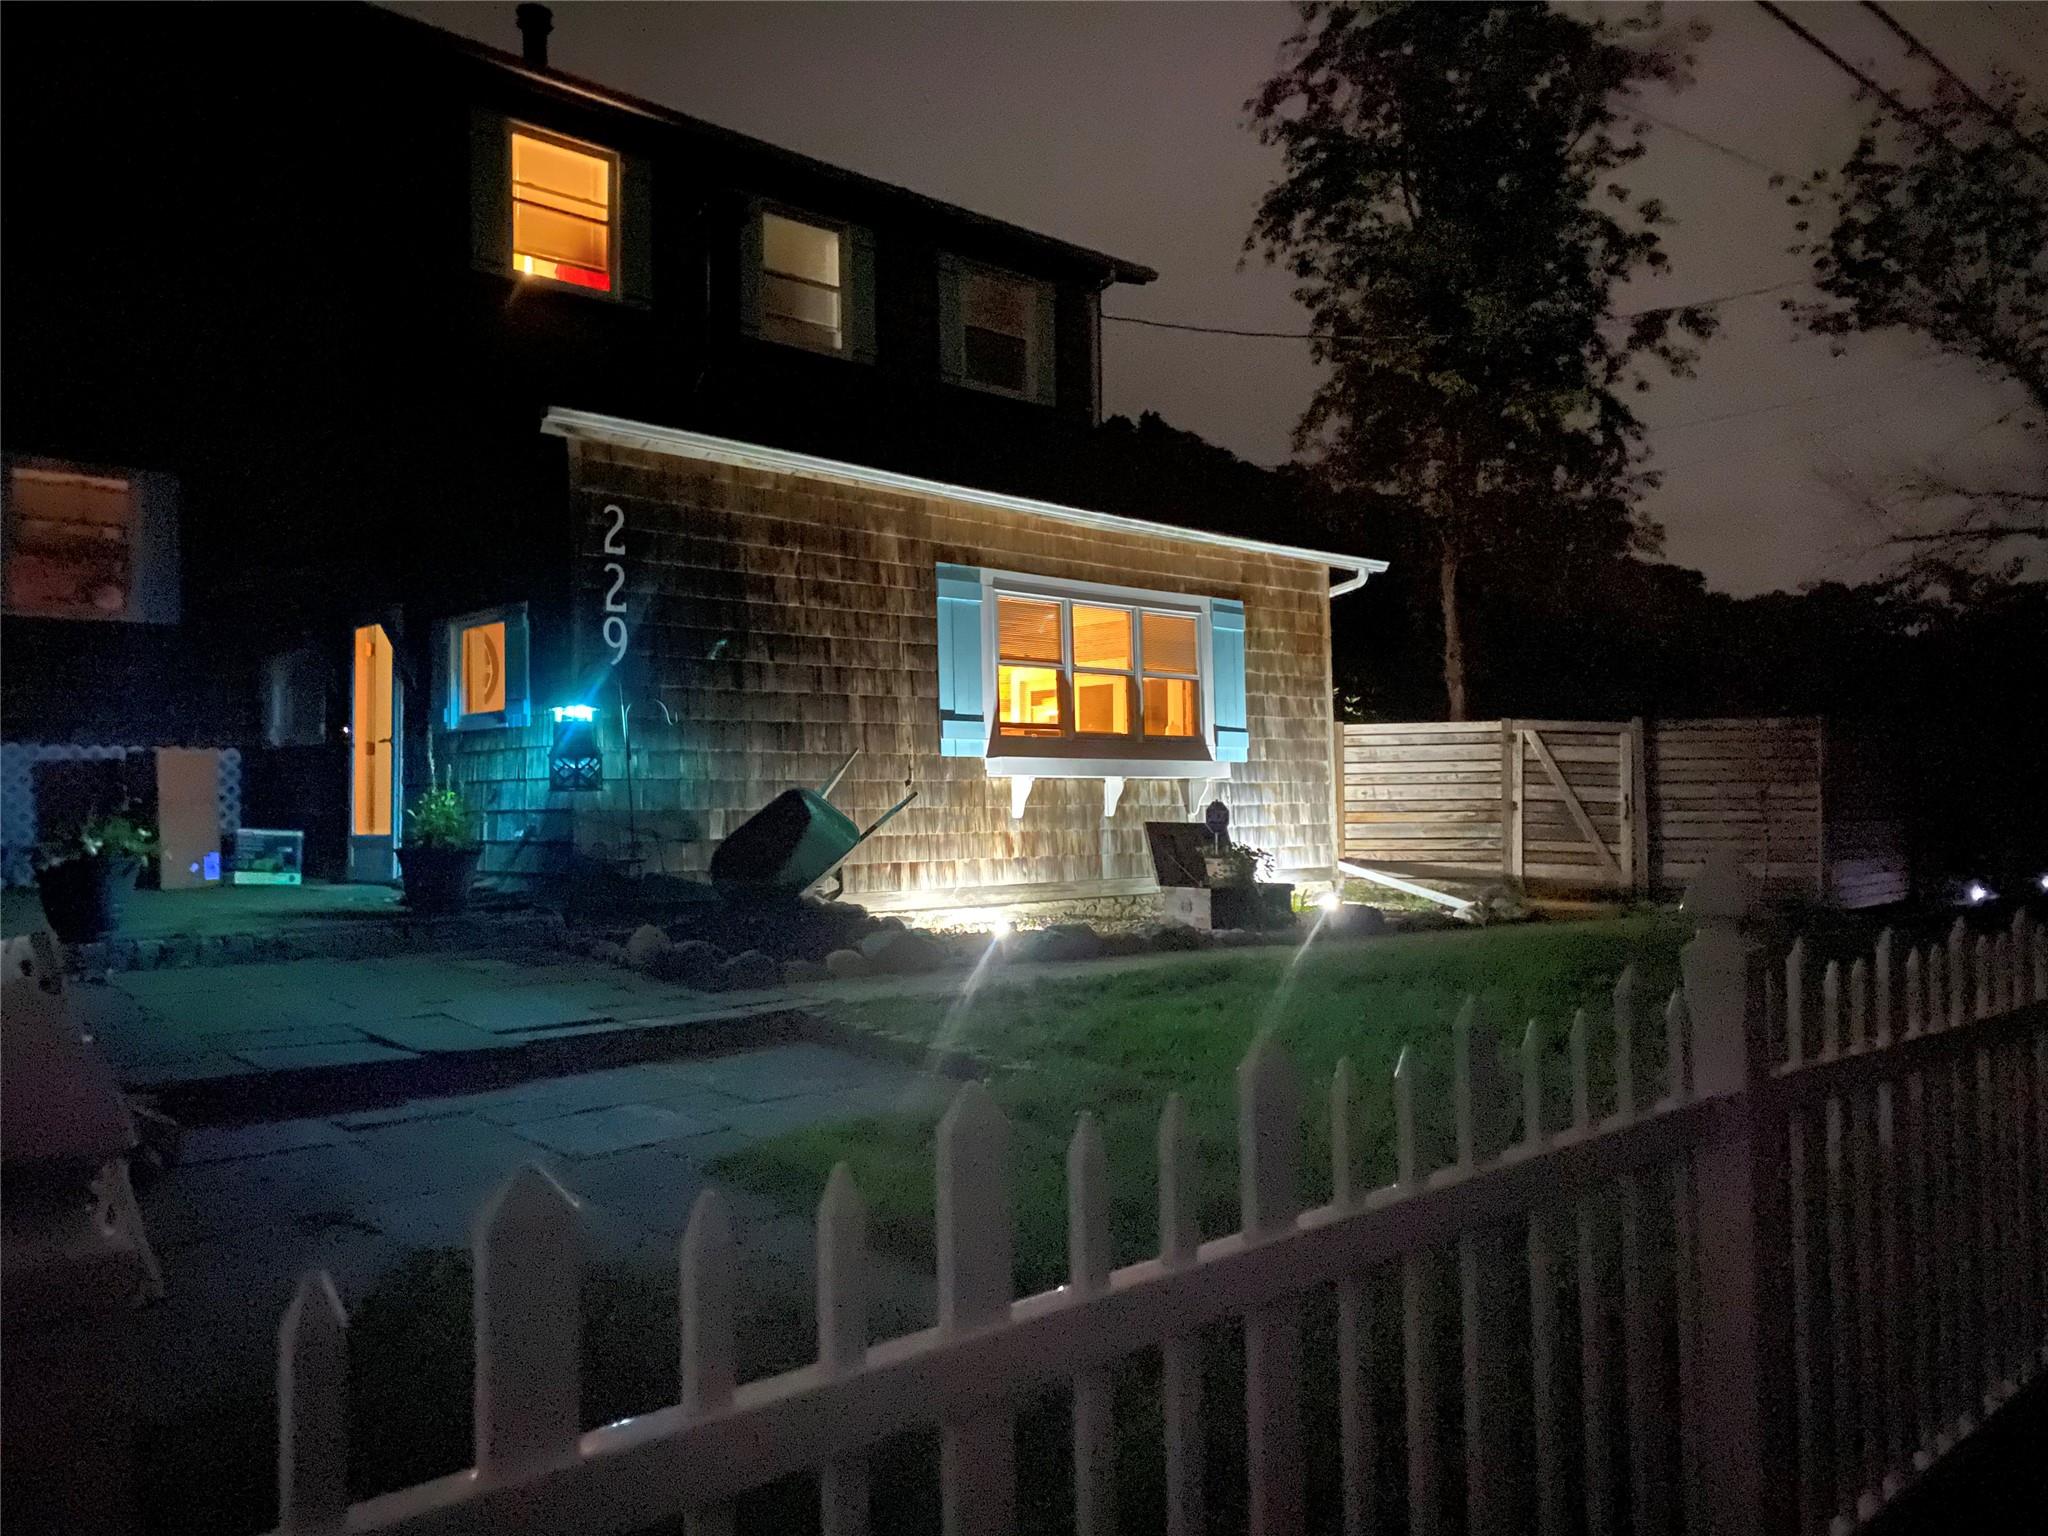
[1010,776,1035,821]
[541,408,1388,592]
[1102,776,1125,821]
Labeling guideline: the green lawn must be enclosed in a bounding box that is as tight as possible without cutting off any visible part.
[714,911,1692,1296]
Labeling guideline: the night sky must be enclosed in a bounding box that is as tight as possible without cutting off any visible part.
[391,1,2047,596]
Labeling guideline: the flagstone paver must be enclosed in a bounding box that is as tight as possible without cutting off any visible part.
[116,1039,945,1438]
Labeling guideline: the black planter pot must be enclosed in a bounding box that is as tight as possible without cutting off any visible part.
[36,854,143,944]
[1210,882,1296,931]
[399,845,481,915]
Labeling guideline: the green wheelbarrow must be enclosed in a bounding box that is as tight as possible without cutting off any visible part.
[709,751,917,898]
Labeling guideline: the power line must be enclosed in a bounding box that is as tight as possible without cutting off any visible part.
[1860,1,2048,165]
[1102,314,1433,343]
[1618,104,1797,181]
[1642,351,1958,437]
[1753,1,1944,134]
[1102,277,1814,345]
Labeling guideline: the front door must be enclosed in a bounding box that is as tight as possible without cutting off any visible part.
[348,623,402,882]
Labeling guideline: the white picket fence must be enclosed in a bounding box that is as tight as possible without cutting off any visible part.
[267,859,2047,1536]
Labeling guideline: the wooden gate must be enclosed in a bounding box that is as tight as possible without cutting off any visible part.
[1501,720,1648,894]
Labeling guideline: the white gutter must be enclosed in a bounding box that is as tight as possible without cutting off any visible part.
[542,408,1388,595]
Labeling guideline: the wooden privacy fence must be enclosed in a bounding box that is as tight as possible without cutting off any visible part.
[265,876,2044,1536]
[1340,717,1911,906]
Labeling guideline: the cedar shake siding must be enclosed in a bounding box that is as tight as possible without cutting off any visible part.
[447,436,1347,912]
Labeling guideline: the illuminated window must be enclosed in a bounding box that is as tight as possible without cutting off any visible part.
[961,268,1035,394]
[459,621,507,716]
[3,464,135,620]
[1140,612,1200,739]
[443,605,530,730]
[992,591,1200,744]
[511,130,613,291]
[996,595,1063,736]
[760,213,843,352]
[1071,605,1132,736]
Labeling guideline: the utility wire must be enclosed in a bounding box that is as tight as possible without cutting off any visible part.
[1103,277,1813,345]
[1860,1,2048,165]
[1753,0,1945,134]
[1617,104,1798,181]
[1642,350,1958,436]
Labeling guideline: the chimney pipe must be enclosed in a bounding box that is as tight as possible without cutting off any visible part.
[515,4,552,69]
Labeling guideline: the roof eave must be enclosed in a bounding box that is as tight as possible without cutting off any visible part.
[541,408,1385,592]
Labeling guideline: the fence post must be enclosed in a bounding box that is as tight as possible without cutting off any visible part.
[1677,850,1795,1536]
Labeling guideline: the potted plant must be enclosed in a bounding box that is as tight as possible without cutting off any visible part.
[34,810,157,944]
[399,788,482,914]
[1210,842,1291,929]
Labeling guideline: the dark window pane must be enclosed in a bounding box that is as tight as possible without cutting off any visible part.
[964,325,1027,393]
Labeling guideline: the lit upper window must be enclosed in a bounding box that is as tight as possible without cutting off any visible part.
[961,268,1035,395]
[761,213,843,352]
[994,593,1200,743]
[511,130,613,291]
[3,465,135,620]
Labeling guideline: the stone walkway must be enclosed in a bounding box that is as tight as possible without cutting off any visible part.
[5,1041,951,1532]
[126,1041,948,1396]
[79,949,809,1089]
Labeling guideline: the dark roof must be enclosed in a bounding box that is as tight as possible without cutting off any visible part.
[371,4,1158,287]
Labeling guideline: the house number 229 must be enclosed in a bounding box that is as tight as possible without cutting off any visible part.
[601,503,628,664]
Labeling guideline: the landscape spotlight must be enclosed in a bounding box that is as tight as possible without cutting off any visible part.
[1965,881,1991,905]
[1317,890,1342,913]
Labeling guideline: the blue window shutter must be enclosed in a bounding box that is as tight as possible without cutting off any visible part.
[618,154,654,308]
[738,201,764,337]
[434,622,454,729]
[846,224,877,364]
[469,109,511,274]
[935,564,986,757]
[1212,599,1249,763]
[503,606,532,728]
[1031,283,1058,405]
[936,253,964,385]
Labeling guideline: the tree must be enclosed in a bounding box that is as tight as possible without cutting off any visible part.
[1784,62,2048,561]
[1247,1,1715,718]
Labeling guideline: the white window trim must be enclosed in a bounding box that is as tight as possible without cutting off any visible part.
[976,567,1224,782]
[756,204,850,358]
[443,602,531,732]
[506,121,622,301]
[950,259,1045,401]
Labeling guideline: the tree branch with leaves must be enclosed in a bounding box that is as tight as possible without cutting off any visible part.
[1247,1,1716,717]
[1783,64,2047,563]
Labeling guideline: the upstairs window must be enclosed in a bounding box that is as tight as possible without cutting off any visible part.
[760,213,843,352]
[511,129,614,291]
[941,257,1056,403]
[963,269,1033,394]
[4,466,132,619]
[3,461,178,623]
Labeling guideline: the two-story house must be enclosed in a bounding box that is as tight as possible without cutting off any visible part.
[1,3,1381,922]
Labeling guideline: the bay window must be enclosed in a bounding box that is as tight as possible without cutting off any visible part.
[990,590,1205,749]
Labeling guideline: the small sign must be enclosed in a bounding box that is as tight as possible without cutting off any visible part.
[231,828,303,886]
